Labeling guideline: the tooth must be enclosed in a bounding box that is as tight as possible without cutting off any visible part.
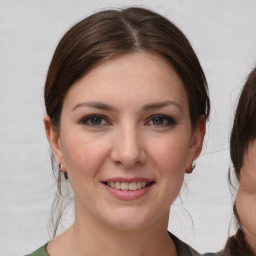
[141,181,146,188]
[137,182,142,189]
[115,182,121,190]
[108,181,149,190]
[121,182,128,190]
[129,182,137,191]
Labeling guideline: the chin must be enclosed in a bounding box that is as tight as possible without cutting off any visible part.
[106,219,150,232]
[101,207,161,232]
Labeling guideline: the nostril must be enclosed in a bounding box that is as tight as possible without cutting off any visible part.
[110,134,147,167]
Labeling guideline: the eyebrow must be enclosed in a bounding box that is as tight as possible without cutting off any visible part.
[72,100,183,113]
[142,100,183,113]
[72,102,114,112]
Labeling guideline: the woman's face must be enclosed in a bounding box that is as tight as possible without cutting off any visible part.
[45,52,204,231]
[236,139,256,249]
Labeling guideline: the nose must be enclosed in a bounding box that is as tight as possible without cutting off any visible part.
[110,124,146,168]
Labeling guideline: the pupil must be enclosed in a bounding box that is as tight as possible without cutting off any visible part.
[153,117,163,125]
[91,117,102,125]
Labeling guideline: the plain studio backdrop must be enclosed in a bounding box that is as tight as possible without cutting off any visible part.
[1,0,256,255]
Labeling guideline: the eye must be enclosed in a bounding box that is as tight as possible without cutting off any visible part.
[147,115,176,127]
[79,115,110,127]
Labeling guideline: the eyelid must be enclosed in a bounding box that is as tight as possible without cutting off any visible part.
[78,114,176,127]
[79,114,111,127]
[146,114,176,126]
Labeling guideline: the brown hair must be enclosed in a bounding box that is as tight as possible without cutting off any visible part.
[230,67,256,179]
[226,67,256,255]
[44,7,210,237]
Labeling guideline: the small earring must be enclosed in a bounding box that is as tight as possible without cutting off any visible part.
[192,161,196,169]
[58,163,63,172]
[186,160,196,174]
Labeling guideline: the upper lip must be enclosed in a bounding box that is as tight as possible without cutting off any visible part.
[101,177,155,183]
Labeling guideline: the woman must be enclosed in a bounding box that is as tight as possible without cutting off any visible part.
[26,7,210,256]
[224,67,256,255]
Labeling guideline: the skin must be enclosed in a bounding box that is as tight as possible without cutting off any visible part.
[236,139,256,252]
[44,51,205,256]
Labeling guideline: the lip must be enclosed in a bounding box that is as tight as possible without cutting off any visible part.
[102,177,154,183]
[101,177,155,201]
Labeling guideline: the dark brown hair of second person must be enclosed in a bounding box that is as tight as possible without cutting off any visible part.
[226,67,256,255]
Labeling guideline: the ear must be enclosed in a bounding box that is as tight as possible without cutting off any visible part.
[186,115,206,169]
[44,114,64,169]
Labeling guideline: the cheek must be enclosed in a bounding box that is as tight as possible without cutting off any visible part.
[236,184,256,233]
[235,164,256,232]
[236,188,250,227]
[148,135,190,201]
[239,162,256,194]
[149,134,191,173]
[60,133,109,178]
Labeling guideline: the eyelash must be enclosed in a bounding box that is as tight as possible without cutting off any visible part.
[146,115,176,127]
[79,115,110,127]
[79,114,176,128]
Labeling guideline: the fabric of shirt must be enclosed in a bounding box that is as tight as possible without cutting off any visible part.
[25,243,49,256]
[24,232,224,256]
[168,233,223,256]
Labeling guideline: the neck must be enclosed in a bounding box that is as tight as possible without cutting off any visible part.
[62,204,177,256]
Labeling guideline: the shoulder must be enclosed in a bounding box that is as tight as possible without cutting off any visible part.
[24,243,49,256]
[168,232,225,256]
[168,232,202,256]
[202,251,224,256]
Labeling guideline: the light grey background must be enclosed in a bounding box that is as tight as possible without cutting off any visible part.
[1,0,256,255]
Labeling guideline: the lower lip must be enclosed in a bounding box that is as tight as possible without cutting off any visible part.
[103,183,154,200]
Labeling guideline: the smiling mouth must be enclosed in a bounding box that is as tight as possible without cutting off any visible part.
[104,181,154,191]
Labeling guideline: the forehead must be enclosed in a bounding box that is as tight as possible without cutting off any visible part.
[63,51,188,110]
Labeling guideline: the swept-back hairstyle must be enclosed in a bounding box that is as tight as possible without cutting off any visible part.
[44,7,210,237]
[226,67,256,255]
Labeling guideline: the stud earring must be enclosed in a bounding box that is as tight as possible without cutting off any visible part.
[192,161,196,169]
[58,163,63,172]
[186,160,196,174]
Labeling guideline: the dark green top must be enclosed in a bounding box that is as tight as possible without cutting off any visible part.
[25,243,49,256]
[25,233,223,256]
